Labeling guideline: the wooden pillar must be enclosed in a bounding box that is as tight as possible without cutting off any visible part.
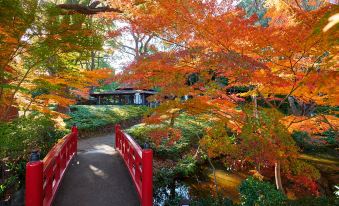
[26,160,43,206]
[142,149,153,206]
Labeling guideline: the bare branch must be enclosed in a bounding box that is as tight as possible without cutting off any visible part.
[143,34,154,54]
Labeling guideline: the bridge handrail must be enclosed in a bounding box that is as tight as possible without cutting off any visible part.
[115,124,153,206]
[25,126,78,206]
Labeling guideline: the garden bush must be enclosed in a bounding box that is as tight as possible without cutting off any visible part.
[65,105,149,131]
[0,113,64,160]
[292,130,338,153]
[239,177,287,206]
[291,131,314,151]
[152,155,198,201]
[0,113,65,201]
[314,106,339,116]
[321,129,338,147]
[126,114,210,158]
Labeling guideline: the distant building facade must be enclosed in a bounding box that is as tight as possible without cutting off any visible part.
[89,87,157,106]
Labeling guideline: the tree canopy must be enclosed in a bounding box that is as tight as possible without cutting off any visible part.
[0,0,338,200]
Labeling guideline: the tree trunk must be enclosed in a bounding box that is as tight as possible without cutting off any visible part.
[207,156,219,194]
[288,96,301,115]
[167,113,176,140]
[252,95,258,118]
[275,161,285,194]
[0,104,18,122]
[169,113,175,128]
[192,127,219,195]
[91,51,96,71]
[56,105,71,114]
[23,97,35,117]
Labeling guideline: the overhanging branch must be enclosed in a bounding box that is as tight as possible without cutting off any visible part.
[57,0,147,15]
[58,3,123,15]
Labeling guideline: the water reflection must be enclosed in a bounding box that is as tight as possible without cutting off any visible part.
[154,170,245,205]
[154,182,190,206]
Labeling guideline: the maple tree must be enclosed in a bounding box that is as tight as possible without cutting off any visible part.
[103,0,339,196]
[107,20,156,61]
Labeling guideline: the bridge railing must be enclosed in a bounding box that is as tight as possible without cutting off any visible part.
[115,124,153,206]
[25,126,78,206]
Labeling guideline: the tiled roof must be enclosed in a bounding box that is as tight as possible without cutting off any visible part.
[90,89,157,95]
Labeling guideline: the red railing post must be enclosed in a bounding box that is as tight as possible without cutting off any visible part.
[115,124,121,149]
[124,139,128,161]
[135,156,141,187]
[25,152,43,206]
[114,127,153,205]
[141,149,153,206]
[25,126,79,206]
[55,154,61,181]
[71,124,78,154]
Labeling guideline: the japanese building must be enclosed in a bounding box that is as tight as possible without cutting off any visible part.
[89,88,157,106]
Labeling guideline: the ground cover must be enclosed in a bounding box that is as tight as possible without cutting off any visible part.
[65,105,149,134]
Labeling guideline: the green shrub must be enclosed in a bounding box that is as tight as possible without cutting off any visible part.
[239,177,287,206]
[153,156,197,191]
[287,196,338,206]
[125,123,156,146]
[65,105,149,131]
[321,129,338,147]
[174,156,197,177]
[292,130,338,153]
[314,106,339,116]
[0,113,64,160]
[0,113,65,200]
[291,131,313,151]
[0,172,18,200]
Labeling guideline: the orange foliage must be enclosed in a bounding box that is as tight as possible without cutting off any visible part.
[111,0,338,130]
[281,115,339,134]
[103,1,338,196]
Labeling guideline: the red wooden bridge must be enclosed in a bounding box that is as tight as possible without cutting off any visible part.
[25,124,153,206]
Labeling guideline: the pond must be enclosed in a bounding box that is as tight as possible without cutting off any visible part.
[153,151,339,205]
[154,169,246,205]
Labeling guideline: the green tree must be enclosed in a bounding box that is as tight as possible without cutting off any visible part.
[0,0,111,121]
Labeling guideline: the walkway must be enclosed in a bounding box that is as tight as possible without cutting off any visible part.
[53,134,140,206]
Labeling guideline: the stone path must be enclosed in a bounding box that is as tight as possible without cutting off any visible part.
[53,134,140,206]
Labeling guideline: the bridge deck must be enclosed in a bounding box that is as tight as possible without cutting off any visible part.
[53,134,140,206]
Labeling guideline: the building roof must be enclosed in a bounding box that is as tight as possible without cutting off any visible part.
[90,89,157,96]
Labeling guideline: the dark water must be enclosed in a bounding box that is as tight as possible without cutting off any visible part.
[154,170,245,205]
[154,183,190,206]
